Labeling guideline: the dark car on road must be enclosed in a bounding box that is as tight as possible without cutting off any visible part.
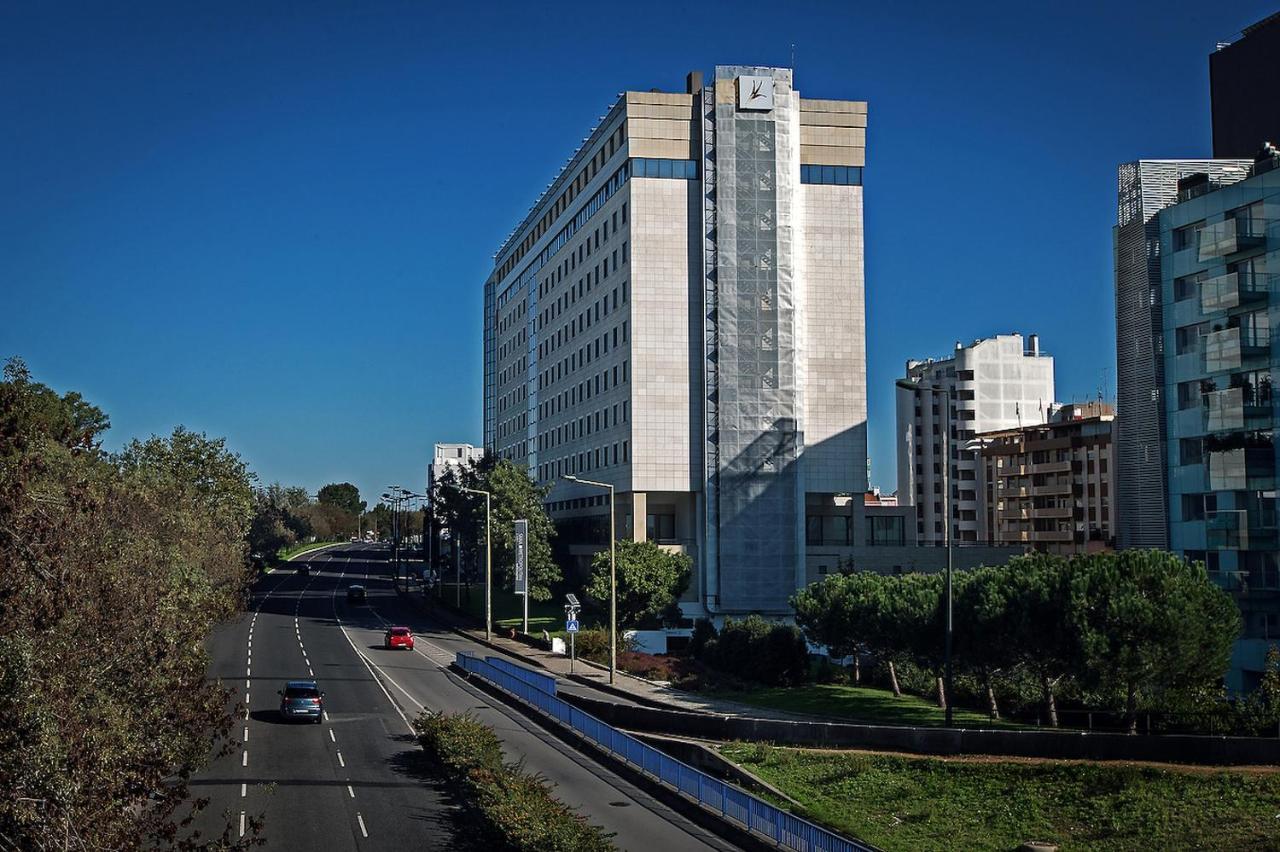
[297,563,310,576]
[278,680,324,723]
[347,584,366,603]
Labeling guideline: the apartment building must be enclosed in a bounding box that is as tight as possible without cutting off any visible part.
[426,443,485,569]
[895,333,1055,545]
[483,66,869,618]
[976,402,1116,554]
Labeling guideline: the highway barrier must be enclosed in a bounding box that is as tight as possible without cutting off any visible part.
[455,652,874,852]
[482,655,558,695]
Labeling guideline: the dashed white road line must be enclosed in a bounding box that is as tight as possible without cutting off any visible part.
[337,752,345,768]
[241,783,247,798]
[243,726,249,741]
[242,751,248,767]
[239,811,245,838]
[347,784,355,798]
[356,813,368,838]
[329,729,336,743]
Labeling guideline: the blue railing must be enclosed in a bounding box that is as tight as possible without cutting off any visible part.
[483,655,558,695]
[455,652,874,852]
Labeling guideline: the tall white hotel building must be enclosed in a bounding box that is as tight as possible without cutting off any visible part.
[483,66,868,618]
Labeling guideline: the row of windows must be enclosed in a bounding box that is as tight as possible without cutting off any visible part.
[631,158,698,180]
[539,440,629,482]
[800,164,863,186]
[539,398,630,453]
[496,122,628,282]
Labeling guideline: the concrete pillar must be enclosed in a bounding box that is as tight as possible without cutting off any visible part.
[633,492,647,542]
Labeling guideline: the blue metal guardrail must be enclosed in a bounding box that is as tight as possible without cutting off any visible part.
[455,652,874,852]
[483,655,558,695]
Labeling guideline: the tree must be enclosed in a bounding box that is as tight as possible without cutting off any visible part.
[1071,550,1240,733]
[432,458,559,601]
[585,539,691,628]
[954,566,1020,718]
[318,482,365,516]
[1001,553,1081,727]
[0,359,258,847]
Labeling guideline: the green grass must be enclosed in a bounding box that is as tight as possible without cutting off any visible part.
[436,582,563,632]
[707,682,1017,729]
[720,742,1280,851]
[278,540,341,561]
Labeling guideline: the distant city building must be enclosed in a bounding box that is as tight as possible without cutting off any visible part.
[895,333,1055,545]
[482,66,872,618]
[976,402,1117,554]
[1210,12,1280,159]
[426,443,485,569]
[1114,143,1279,690]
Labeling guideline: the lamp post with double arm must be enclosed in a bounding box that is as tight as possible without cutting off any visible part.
[565,474,616,685]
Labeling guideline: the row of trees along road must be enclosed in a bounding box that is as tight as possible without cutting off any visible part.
[0,358,259,848]
[249,480,417,558]
[793,551,1241,733]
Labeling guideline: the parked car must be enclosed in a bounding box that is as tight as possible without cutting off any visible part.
[277,680,324,723]
[297,563,310,576]
[384,626,414,650]
[347,584,366,603]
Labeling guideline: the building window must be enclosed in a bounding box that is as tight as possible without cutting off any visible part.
[799,164,864,185]
[647,513,676,541]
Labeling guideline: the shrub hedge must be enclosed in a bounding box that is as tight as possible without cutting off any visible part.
[413,711,615,851]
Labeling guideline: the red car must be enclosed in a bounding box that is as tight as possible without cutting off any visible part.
[384,626,414,650]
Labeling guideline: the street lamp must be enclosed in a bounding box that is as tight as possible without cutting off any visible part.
[898,378,955,726]
[443,482,492,641]
[565,474,616,685]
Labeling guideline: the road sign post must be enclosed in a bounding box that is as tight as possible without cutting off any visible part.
[564,595,581,674]
[513,519,528,633]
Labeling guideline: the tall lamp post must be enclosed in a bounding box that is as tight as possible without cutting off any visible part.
[444,482,492,641]
[565,474,616,685]
[897,378,955,726]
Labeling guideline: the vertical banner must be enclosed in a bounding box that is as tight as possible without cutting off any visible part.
[513,519,528,596]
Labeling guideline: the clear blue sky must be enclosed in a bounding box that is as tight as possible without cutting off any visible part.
[2,1,1274,505]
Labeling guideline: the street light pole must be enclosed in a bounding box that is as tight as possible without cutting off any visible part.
[447,483,492,641]
[898,379,955,726]
[566,474,616,685]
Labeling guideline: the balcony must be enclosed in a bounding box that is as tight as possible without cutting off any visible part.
[1030,460,1072,475]
[1206,510,1279,550]
[1036,505,1074,519]
[1031,481,1072,497]
[1200,271,1272,314]
[1197,217,1267,262]
[1206,447,1277,491]
[1205,326,1271,373]
[1204,386,1273,432]
[1031,529,1074,543]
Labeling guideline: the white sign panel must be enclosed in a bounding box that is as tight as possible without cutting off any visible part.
[737,75,774,111]
[513,519,528,596]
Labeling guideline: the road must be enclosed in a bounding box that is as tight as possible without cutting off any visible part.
[185,544,732,851]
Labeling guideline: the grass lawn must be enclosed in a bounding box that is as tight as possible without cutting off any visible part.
[436,582,563,631]
[276,540,341,561]
[720,742,1280,852]
[708,682,1016,729]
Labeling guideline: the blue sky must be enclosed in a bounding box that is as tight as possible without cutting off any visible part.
[2,0,1274,504]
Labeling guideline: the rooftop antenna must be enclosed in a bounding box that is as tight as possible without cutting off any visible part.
[790,42,795,70]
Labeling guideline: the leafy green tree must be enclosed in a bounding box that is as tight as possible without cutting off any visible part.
[432,457,559,601]
[954,566,1020,718]
[585,539,691,628]
[1001,553,1081,727]
[1071,550,1240,733]
[318,482,365,517]
[0,359,257,847]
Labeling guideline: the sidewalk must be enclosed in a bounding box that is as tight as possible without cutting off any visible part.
[415,593,827,723]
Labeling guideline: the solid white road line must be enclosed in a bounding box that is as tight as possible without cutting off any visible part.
[356,813,368,838]
[337,752,345,768]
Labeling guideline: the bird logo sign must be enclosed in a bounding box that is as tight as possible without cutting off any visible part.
[737,75,775,111]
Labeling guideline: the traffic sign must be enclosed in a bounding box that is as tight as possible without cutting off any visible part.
[565,619,580,633]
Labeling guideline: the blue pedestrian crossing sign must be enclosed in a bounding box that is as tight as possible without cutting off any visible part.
[565,619,580,633]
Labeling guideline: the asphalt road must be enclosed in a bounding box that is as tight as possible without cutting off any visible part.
[185,544,733,851]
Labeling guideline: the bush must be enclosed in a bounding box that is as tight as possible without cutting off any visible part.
[570,628,629,665]
[689,618,717,658]
[414,712,614,851]
[701,615,811,687]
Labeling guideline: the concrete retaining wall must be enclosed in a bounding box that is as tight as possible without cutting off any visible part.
[563,693,1280,766]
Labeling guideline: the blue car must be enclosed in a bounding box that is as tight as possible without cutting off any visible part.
[278,680,324,723]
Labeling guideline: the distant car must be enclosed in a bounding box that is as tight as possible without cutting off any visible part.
[297,563,310,576]
[384,626,414,650]
[347,584,366,603]
[350,536,359,543]
[278,680,324,723]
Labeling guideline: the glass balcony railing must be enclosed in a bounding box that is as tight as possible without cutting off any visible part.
[1205,326,1271,372]
[1206,447,1277,491]
[1200,271,1273,314]
[1198,218,1267,262]
[1206,509,1279,550]
[1204,386,1273,432]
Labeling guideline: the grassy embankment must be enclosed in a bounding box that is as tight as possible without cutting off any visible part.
[708,681,1018,729]
[436,582,563,632]
[720,742,1280,852]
